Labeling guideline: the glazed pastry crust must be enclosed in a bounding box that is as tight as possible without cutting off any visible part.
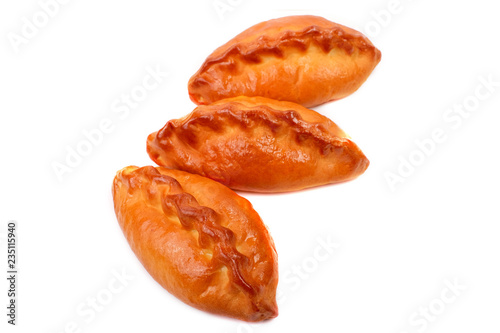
[112,166,278,321]
[147,96,369,192]
[188,15,381,107]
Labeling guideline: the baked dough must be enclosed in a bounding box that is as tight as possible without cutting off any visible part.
[112,166,278,321]
[188,15,381,107]
[147,96,369,192]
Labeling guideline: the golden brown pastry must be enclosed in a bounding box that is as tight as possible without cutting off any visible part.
[188,15,381,108]
[147,96,369,192]
[112,166,278,321]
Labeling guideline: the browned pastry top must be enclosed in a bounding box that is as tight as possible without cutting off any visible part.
[148,97,369,192]
[196,15,376,75]
[113,166,278,321]
[188,15,381,107]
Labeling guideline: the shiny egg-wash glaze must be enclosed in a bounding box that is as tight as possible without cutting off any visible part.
[113,166,278,321]
[188,15,381,108]
[147,96,369,192]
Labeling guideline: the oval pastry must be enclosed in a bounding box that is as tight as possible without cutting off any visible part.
[112,166,278,321]
[147,96,369,192]
[188,15,381,108]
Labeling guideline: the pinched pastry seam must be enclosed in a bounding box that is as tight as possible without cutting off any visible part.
[193,24,378,80]
[126,166,255,296]
[157,101,351,157]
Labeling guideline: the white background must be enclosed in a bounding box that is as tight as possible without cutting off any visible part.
[1,0,499,332]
